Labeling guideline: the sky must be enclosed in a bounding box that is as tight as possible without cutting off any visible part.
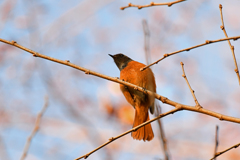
[0,0,240,160]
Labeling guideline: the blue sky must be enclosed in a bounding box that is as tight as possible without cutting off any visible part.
[0,0,240,160]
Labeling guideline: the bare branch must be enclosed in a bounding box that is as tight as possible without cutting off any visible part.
[180,62,202,109]
[219,4,240,85]
[141,36,240,71]
[142,20,169,160]
[0,38,240,123]
[75,107,180,160]
[210,142,240,160]
[155,105,170,160]
[142,19,151,65]
[213,125,219,160]
[20,96,49,160]
[120,0,186,10]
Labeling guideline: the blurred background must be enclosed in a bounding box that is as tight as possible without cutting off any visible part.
[0,0,240,160]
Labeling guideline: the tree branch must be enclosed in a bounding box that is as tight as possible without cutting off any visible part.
[142,20,169,160]
[141,36,240,71]
[155,105,170,160]
[210,142,240,160]
[142,19,151,65]
[75,107,180,160]
[213,125,219,160]
[219,4,240,85]
[180,62,202,109]
[120,0,186,10]
[0,38,240,123]
[0,38,240,122]
[20,96,49,160]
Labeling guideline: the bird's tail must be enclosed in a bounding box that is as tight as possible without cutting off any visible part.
[132,107,154,141]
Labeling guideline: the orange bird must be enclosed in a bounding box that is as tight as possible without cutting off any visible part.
[109,53,156,141]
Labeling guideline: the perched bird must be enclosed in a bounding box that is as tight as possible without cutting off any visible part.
[109,53,156,141]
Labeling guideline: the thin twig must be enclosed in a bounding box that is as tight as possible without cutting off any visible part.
[213,125,219,160]
[141,36,240,71]
[219,4,240,85]
[0,38,240,123]
[180,62,202,108]
[210,142,240,160]
[142,19,151,65]
[75,107,181,160]
[142,20,169,160]
[20,96,49,160]
[155,105,170,160]
[120,0,186,10]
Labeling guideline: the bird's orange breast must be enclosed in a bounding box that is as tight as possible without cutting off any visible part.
[119,61,156,110]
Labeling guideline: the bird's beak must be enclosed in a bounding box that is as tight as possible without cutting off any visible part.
[108,54,114,58]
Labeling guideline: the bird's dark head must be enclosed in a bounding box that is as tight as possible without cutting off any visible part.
[109,53,133,71]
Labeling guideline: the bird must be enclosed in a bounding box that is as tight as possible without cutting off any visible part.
[109,53,156,141]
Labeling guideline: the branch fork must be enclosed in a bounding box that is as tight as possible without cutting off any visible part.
[180,62,202,109]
